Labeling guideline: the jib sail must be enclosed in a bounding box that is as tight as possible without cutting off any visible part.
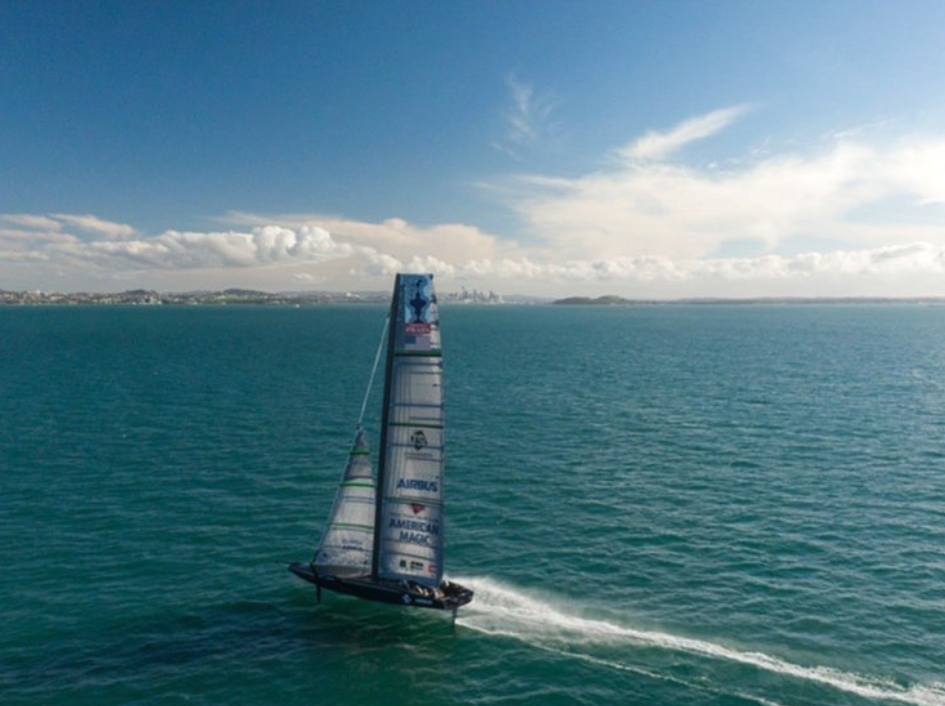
[314,429,376,577]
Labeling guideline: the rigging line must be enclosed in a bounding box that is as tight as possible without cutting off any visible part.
[357,313,390,429]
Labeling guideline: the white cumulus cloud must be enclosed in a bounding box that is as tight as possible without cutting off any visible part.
[65,225,351,269]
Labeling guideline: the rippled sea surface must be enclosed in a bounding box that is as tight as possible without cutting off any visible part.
[2,304,943,706]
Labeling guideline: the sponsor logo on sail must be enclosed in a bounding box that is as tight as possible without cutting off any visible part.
[404,276,431,325]
[403,276,433,349]
[404,331,432,350]
[410,430,428,450]
[397,478,438,493]
[400,531,432,545]
[389,517,440,534]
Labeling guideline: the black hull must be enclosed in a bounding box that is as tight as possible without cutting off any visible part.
[289,562,473,611]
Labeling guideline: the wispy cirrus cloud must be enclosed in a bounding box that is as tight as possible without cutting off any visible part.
[1,213,136,246]
[494,74,558,158]
[617,105,752,162]
[1,214,64,231]
[0,213,137,256]
[497,106,945,265]
[51,213,136,240]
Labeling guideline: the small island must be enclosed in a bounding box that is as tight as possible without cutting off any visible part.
[553,295,633,306]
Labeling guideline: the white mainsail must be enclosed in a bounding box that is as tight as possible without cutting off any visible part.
[314,429,376,577]
[375,274,446,587]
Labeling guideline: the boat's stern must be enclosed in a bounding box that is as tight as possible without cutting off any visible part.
[439,579,474,609]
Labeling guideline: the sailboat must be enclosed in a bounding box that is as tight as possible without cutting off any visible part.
[289,273,474,614]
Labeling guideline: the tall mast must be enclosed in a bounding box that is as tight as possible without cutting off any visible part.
[371,274,401,578]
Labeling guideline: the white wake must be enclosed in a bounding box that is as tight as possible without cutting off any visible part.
[453,576,945,706]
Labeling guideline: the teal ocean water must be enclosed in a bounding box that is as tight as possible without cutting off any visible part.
[2,304,943,706]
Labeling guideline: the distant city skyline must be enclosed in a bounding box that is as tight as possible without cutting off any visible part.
[2,1,945,298]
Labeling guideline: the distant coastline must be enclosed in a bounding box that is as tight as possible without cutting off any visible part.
[2,287,945,306]
[552,295,945,306]
[0,287,518,306]
[551,295,945,306]
[0,288,377,306]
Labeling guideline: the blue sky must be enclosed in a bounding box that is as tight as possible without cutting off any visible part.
[2,0,945,297]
